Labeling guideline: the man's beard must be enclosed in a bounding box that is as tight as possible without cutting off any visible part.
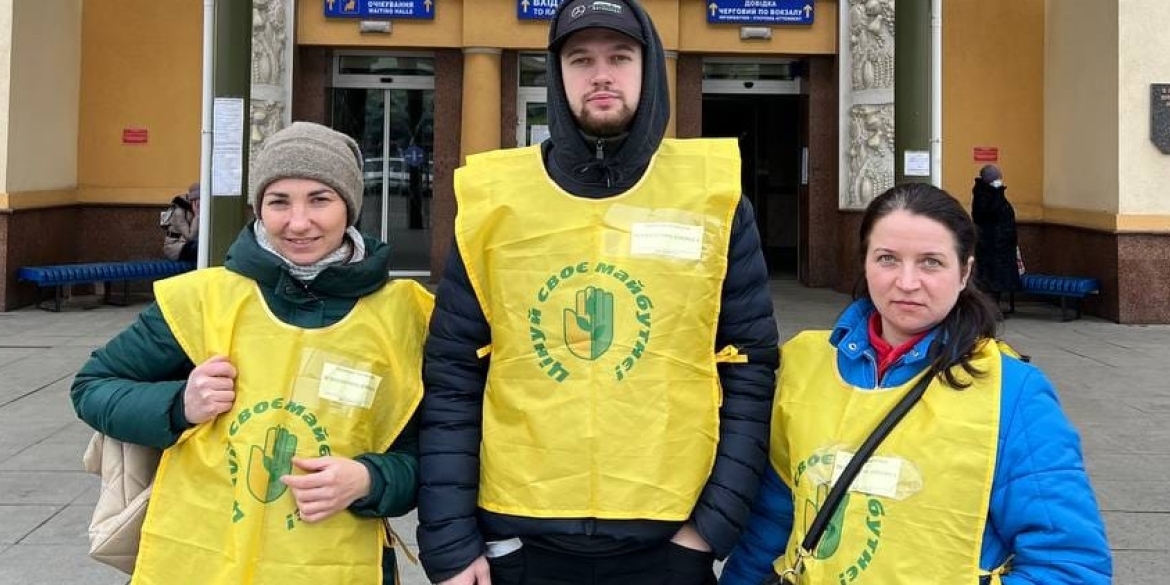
[575,103,636,138]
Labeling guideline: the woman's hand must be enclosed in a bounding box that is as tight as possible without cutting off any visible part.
[281,456,372,523]
[183,354,237,424]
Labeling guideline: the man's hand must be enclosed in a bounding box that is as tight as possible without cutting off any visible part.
[437,556,491,585]
[281,456,372,523]
[183,355,237,424]
[670,522,712,553]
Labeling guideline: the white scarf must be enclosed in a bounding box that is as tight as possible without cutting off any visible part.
[253,221,367,282]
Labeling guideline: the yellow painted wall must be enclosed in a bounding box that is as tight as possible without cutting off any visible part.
[7,0,81,194]
[1044,0,1118,215]
[1118,0,1170,218]
[76,0,202,204]
[942,1,1044,220]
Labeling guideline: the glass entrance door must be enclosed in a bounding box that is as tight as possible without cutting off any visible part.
[517,88,548,146]
[330,53,434,275]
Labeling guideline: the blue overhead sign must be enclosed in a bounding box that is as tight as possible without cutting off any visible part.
[324,0,435,20]
[707,1,814,25]
[517,0,560,20]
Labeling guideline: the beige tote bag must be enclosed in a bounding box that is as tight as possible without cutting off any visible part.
[82,432,162,574]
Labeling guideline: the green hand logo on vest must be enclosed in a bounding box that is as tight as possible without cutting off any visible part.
[803,483,848,559]
[247,426,297,503]
[792,448,888,580]
[564,286,614,360]
[224,397,337,527]
[529,261,655,383]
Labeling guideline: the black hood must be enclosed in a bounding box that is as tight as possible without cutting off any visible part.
[971,178,1007,218]
[543,0,670,198]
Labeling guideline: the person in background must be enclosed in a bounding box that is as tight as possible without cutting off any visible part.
[161,183,200,263]
[721,183,1111,584]
[72,122,432,584]
[971,164,1022,314]
[417,0,779,583]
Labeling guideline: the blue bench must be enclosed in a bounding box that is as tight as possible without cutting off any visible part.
[17,260,194,312]
[1018,273,1101,322]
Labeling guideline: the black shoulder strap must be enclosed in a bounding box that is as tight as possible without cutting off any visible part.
[799,372,933,554]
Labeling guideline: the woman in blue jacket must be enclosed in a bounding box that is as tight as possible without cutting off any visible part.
[721,183,1111,584]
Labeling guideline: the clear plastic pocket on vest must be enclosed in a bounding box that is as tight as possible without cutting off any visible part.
[602,204,725,262]
[291,347,384,415]
[801,445,924,502]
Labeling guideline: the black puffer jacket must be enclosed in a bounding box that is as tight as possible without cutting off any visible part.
[972,178,1021,293]
[417,1,779,581]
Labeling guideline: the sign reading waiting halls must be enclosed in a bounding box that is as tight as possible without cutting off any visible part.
[324,0,434,20]
[517,0,559,20]
[707,1,814,25]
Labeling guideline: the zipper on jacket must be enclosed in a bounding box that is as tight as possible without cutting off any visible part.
[865,349,882,388]
[594,138,614,187]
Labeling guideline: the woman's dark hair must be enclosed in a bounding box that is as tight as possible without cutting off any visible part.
[853,182,1001,388]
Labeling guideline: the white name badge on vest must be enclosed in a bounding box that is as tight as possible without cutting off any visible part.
[630,222,703,261]
[319,363,381,409]
[830,451,903,499]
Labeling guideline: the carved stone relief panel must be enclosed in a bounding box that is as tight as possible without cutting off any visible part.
[840,0,896,210]
[846,103,895,209]
[848,0,895,92]
[251,100,286,155]
[250,0,294,159]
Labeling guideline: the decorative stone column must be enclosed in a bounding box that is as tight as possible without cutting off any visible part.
[838,0,895,210]
[250,0,295,159]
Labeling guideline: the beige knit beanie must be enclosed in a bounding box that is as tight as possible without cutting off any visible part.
[249,122,364,226]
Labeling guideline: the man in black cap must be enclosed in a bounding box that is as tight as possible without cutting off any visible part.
[418,1,778,583]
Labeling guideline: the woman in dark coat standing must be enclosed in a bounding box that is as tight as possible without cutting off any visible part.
[972,164,1021,312]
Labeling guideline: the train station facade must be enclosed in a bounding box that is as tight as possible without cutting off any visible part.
[0,0,1168,323]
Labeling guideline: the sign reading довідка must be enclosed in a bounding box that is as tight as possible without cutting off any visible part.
[517,0,560,20]
[324,0,435,20]
[707,0,814,25]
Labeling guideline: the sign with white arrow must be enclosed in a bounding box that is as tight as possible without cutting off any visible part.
[517,0,560,20]
[324,0,435,20]
[707,0,814,25]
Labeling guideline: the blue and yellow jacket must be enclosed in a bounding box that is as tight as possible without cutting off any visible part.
[721,299,1112,585]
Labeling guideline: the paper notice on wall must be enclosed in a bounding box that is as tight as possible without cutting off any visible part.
[212,97,245,196]
[903,150,931,177]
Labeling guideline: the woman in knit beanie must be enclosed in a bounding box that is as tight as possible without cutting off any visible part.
[248,121,368,277]
[71,122,432,583]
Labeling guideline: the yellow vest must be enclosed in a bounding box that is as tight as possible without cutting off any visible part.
[455,139,741,520]
[135,269,432,585]
[770,331,1001,583]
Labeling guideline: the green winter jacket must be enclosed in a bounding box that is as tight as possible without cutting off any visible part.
[71,223,419,580]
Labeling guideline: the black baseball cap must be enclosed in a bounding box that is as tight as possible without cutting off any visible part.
[549,0,646,52]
